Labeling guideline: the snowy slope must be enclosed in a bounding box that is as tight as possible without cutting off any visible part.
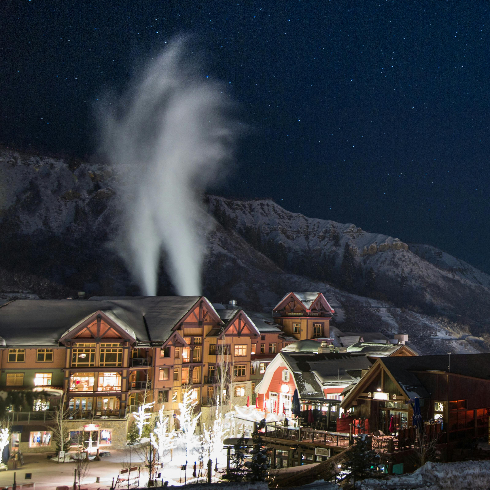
[1,148,490,354]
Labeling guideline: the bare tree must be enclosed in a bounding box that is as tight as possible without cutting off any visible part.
[51,399,70,462]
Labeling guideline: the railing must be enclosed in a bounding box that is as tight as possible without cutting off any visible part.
[8,411,55,423]
[131,381,151,390]
[68,409,126,419]
[264,425,350,448]
[130,358,151,367]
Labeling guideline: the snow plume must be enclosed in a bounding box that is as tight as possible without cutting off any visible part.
[99,38,239,296]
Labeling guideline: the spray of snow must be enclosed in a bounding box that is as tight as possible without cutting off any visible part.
[99,38,239,295]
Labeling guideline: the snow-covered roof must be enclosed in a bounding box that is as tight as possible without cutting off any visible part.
[0,296,202,346]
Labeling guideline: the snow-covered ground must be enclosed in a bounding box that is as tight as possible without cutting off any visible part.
[357,460,490,489]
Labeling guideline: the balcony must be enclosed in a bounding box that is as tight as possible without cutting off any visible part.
[67,409,126,420]
[130,358,152,368]
[131,380,151,390]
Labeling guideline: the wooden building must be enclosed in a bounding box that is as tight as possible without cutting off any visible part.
[341,354,490,441]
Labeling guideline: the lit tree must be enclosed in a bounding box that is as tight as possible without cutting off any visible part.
[150,407,175,461]
[177,390,201,461]
[132,402,154,438]
[0,427,9,467]
[203,396,228,463]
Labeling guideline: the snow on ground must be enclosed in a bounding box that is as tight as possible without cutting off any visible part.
[357,460,490,489]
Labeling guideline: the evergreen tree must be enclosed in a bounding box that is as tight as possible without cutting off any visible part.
[245,432,269,482]
[227,435,248,482]
[342,435,380,486]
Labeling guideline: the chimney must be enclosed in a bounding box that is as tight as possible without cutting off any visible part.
[394,334,408,345]
[228,299,237,307]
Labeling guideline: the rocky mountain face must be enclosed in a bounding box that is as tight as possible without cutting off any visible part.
[1,148,489,355]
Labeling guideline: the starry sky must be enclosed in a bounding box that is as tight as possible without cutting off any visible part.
[2,1,490,273]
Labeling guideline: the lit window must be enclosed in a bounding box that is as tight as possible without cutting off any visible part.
[234,345,247,357]
[98,373,122,391]
[29,431,52,448]
[70,373,95,392]
[209,344,217,355]
[175,348,181,359]
[192,346,202,362]
[313,323,323,338]
[8,349,25,362]
[269,343,276,354]
[251,344,256,355]
[34,373,52,386]
[159,368,169,381]
[194,337,202,344]
[182,368,189,384]
[37,349,53,362]
[234,386,245,397]
[233,365,246,377]
[6,373,24,386]
[259,363,266,374]
[182,347,190,363]
[100,429,112,446]
[192,366,201,384]
[160,347,170,357]
[260,344,265,353]
[173,369,179,381]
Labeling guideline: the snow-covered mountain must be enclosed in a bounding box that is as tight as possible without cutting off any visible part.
[1,148,489,355]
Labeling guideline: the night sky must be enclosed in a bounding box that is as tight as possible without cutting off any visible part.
[2,1,490,273]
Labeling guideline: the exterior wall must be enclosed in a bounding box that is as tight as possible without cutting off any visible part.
[0,347,65,389]
[261,366,296,414]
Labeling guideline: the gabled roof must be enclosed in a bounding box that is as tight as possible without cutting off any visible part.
[219,309,260,339]
[273,292,335,315]
[0,296,205,346]
[256,351,372,400]
[59,310,137,344]
[341,353,490,409]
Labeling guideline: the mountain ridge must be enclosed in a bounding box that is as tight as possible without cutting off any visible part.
[1,148,489,354]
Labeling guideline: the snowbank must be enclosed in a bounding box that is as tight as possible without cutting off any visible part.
[358,460,490,489]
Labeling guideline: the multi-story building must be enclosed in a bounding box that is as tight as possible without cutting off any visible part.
[0,291,338,453]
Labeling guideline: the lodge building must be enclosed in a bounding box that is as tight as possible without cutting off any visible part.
[0,292,336,453]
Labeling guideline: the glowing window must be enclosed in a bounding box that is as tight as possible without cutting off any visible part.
[234,386,245,397]
[6,373,24,386]
[98,373,122,391]
[235,345,247,357]
[34,373,52,386]
[159,368,169,381]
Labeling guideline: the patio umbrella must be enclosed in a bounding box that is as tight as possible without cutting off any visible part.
[291,389,301,417]
[411,398,423,432]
